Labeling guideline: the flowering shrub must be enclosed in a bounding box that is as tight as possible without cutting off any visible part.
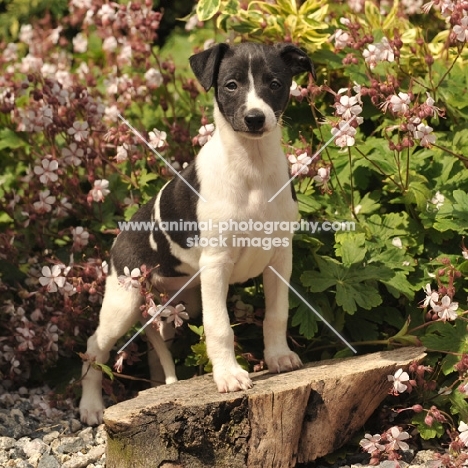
[1,0,468,463]
[0,0,204,385]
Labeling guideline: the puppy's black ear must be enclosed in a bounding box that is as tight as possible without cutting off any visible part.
[189,43,230,91]
[276,44,316,81]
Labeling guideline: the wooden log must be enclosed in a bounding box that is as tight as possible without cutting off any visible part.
[104,347,426,468]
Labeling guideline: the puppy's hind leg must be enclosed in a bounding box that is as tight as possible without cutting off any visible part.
[145,323,178,385]
[145,286,201,386]
[79,271,141,425]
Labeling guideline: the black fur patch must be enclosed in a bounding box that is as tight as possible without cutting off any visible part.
[111,164,201,278]
[159,163,201,249]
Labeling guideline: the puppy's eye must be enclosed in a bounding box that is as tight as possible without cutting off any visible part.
[270,80,282,90]
[225,81,238,91]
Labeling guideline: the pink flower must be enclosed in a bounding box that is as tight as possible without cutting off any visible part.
[33,190,56,213]
[336,95,362,120]
[423,93,443,117]
[39,265,66,293]
[453,16,468,42]
[97,3,116,25]
[115,145,128,162]
[422,283,439,308]
[161,303,189,328]
[196,124,215,146]
[413,123,436,147]
[458,421,468,447]
[89,179,110,202]
[332,28,350,49]
[19,24,33,44]
[72,226,90,249]
[332,120,357,147]
[388,368,410,394]
[34,159,59,184]
[290,81,302,97]
[386,426,411,451]
[118,266,141,290]
[72,33,88,53]
[145,68,163,88]
[432,295,458,321]
[103,36,118,52]
[62,143,84,166]
[67,121,89,142]
[313,167,331,187]
[16,326,35,351]
[288,152,312,177]
[148,129,167,149]
[363,37,394,69]
[359,433,385,453]
[382,92,411,114]
[114,353,125,373]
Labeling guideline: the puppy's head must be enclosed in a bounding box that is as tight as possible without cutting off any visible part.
[189,43,315,138]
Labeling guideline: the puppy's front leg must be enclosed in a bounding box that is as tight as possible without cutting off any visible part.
[263,247,303,373]
[200,260,253,392]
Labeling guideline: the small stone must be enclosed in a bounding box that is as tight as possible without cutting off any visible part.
[94,425,106,445]
[28,453,42,466]
[77,427,94,445]
[0,437,16,449]
[23,438,49,457]
[38,454,61,468]
[52,436,84,454]
[69,419,82,433]
[0,449,9,464]
[10,408,26,424]
[61,446,106,468]
[8,460,34,468]
[42,431,60,444]
[15,436,31,451]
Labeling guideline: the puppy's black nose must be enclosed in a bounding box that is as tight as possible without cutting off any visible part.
[244,109,265,132]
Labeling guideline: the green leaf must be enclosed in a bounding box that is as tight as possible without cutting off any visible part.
[94,362,114,381]
[335,232,367,266]
[0,128,28,151]
[449,389,468,420]
[421,321,468,374]
[188,324,205,337]
[335,281,382,314]
[292,302,319,339]
[381,271,415,299]
[364,0,382,28]
[412,412,445,440]
[296,192,321,214]
[301,257,391,314]
[196,0,221,21]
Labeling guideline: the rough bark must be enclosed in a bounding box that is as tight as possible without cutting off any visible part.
[104,347,426,468]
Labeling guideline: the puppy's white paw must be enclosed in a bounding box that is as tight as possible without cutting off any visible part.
[79,398,104,426]
[213,366,253,393]
[265,350,303,374]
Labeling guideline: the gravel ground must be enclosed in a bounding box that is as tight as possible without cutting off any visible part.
[0,384,461,468]
[0,384,105,468]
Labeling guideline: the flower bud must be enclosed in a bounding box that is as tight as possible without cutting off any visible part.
[424,413,434,426]
[412,404,423,413]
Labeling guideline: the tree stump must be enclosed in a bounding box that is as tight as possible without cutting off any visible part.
[104,347,426,468]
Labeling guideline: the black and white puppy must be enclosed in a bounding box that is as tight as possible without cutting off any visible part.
[79,42,315,425]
